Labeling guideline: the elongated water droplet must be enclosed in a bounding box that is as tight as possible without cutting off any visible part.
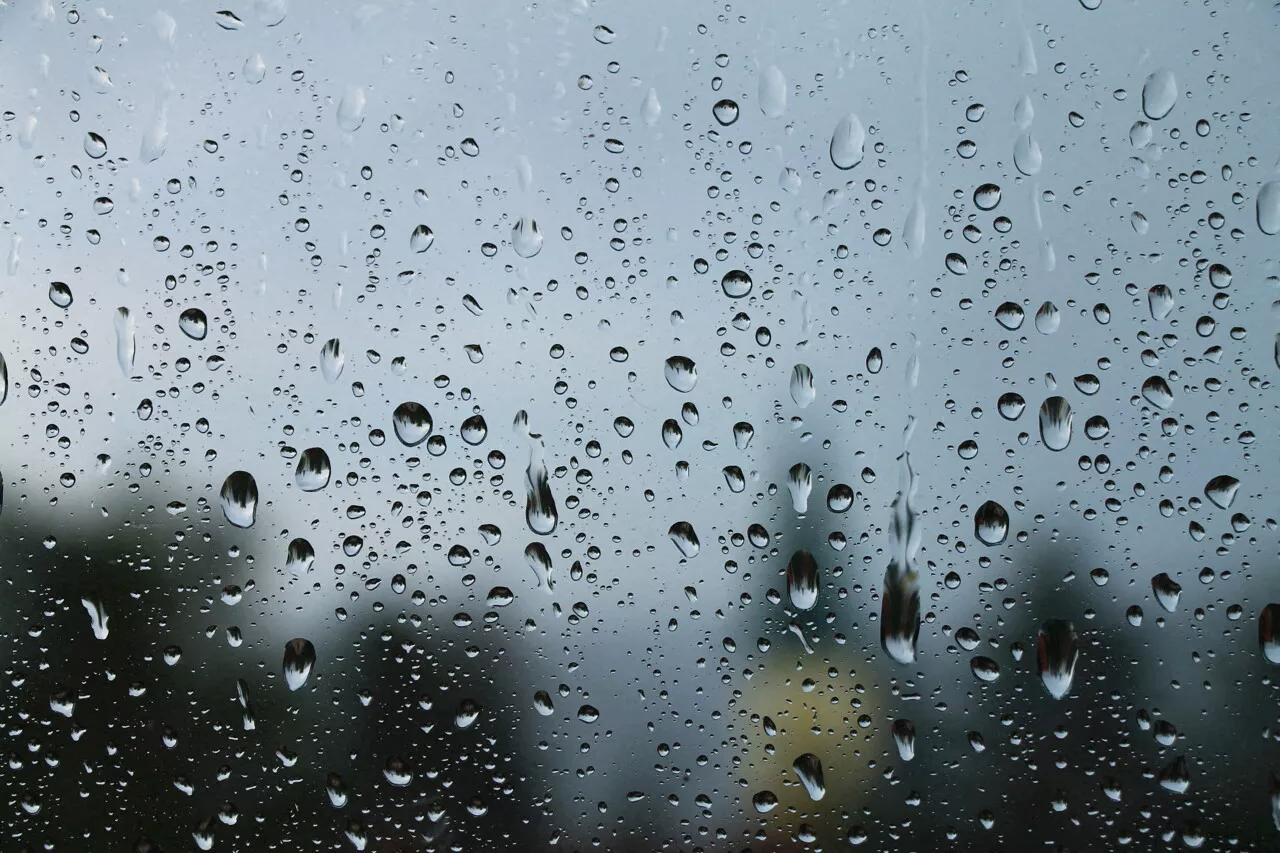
[1204,475,1239,510]
[81,596,109,639]
[525,442,558,536]
[661,419,683,450]
[512,217,543,258]
[336,86,367,132]
[1148,285,1174,320]
[1034,301,1060,334]
[1258,181,1280,236]
[1151,572,1182,613]
[664,356,697,392]
[722,465,745,493]
[319,338,344,383]
[829,114,865,170]
[326,773,348,808]
[1038,396,1072,451]
[1159,756,1190,793]
[84,131,107,159]
[1259,604,1280,664]
[295,448,331,492]
[524,541,554,591]
[891,719,916,761]
[220,471,258,528]
[787,462,812,514]
[669,521,699,559]
[865,347,883,374]
[758,65,786,118]
[392,402,433,446]
[179,308,207,341]
[1037,619,1078,699]
[410,224,434,253]
[789,364,815,408]
[975,500,1009,546]
[114,307,136,376]
[786,549,818,611]
[882,448,921,664]
[1141,70,1177,120]
[640,88,661,126]
[792,753,825,801]
[533,690,555,715]
[971,656,1000,682]
[282,638,315,691]
[286,537,315,576]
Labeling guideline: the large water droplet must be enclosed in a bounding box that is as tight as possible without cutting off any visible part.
[512,217,544,258]
[1013,134,1042,176]
[1257,181,1280,236]
[1141,69,1177,120]
[786,549,819,611]
[1037,619,1078,699]
[891,719,916,761]
[792,753,825,801]
[1148,285,1174,320]
[997,392,1026,421]
[286,537,315,577]
[722,466,745,493]
[1203,475,1239,510]
[336,86,367,132]
[1259,604,1280,664]
[1034,301,1061,334]
[392,402,433,446]
[711,98,739,126]
[48,281,73,308]
[220,471,258,528]
[282,638,316,691]
[1141,375,1174,409]
[721,269,752,298]
[460,414,488,445]
[664,356,697,392]
[179,308,208,341]
[973,183,1001,210]
[882,449,921,664]
[758,65,786,118]
[789,364,815,408]
[525,542,555,591]
[668,521,699,559]
[1038,396,1072,451]
[410,224,435,253]
[114,307,136,376]
[995,302,1024,330]
[319,338,344,383]
[829,114,865,170]
[787,462,812,514]
[84,131,107,159]
[974,501,1009,546]
[524,443,559,536]
[661,419,683,450]
[81,596,109,639]
[1151,572,1182,613]
[295,447,331,492]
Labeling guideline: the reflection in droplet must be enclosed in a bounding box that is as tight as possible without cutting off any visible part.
[721,269,752,298]
[995,302,1024,330]
[1034,301,1060,334]
[786,549,818,611]
[1259,604,1280,664]
[722,466,745,493]
[512,217,544,258]
[974,501,1009,546]
[392,402,433,446]
[971,656,1000,682]
[1152,572,1182,613]
[997,392,1026,421]
[319,338,344,383]
[787,463,812,515]
[49,281,73,308]
[525,542,555,591]
[1203,475,1240,510]
[866,347,883,374]
[1037,619,1078,699]
[1013,134,1042,175]
[286,537,315,577]
[711,99,739,126]
[662,419,683,450]
[792,753,825,801]
[525,441,559,535]
[295,448,331,492]
[1141,375,1174,410]
[669,521,699,559]
[220,471,259,528]
[410,224,435,253]
[460,414,488,445]
[282,638,316,691]
[1038,397,1072,451]
[81,596,110,640]
[664,356,697,392]
[973,183,1001,210]
[882,447,921,664]
[179,308,208,341]
[790,364,815,408]
[892,719,916,761]
[1148,285,1174,320]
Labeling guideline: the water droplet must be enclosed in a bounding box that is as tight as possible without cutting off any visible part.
[512,217,544,258]
[1038,396,1072,451]
[891,719,916,761]
[722,466,745,493]
[721,269,752,298]
[84,131,107,159]
[1013,135,1042,176]
[524,442,559,536]
[220,471,258,528]
[664,356,697,392]
[47,280,72,308]
[974,501,1009,546]
[286,537,315,577]
[81,597,109,639]
[1208,263,1231,289]
[114,307,136,376]
[383,756,414,787]
[1257,182,1280,236]
[215,10,244,29]
[973,183,1001,210]
[1151,572,1182,613]
[712,98,739,126]
[970,656,1000,682]
[295,448,331,492]
[995,302,1024,330]
[1158,756,1190,794]
[1141,70,1177,120]
[1259,604,1280,664]
[1034,301,1061,334]
[882,449,921,664]
[392,402,433,446]
[733,421,754,450]
[336,86,367,132]
[1141,375,1174,410]
[592,24,616,44]
[319,338,344,383]
[829,114,866,170]
[525,542,555,590]
[752,791,778,813]
[661,419,683,450]
[866,347,883,374]
[792,753,825,801]
[668,521,699,559]
[997,392,1026,421]
[789,364,815,408]
[1037,619,1078,699]
[282,638,315,690]
[326,772,348,808]
[178,308,208,341]
[787,462,813,515]
[945,253,968,275]
[1204,475,1240,510]
[758,65,786,118]
[1148,285,1174,320]
[243,53,266,84]
[460,414,488,445]
[410,224,435,253]
[533,690,555,715]
[641,88,661,126]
